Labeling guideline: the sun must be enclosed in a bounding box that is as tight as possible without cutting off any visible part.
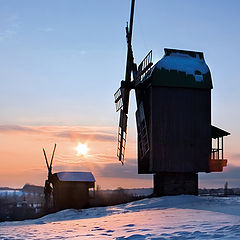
[75,143,88,156]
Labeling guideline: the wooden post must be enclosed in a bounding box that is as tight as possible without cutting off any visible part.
[222,137,224,159]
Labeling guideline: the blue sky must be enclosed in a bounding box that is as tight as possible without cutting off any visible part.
[0,0,239,188]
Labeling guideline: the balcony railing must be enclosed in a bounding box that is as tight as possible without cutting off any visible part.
[209,126,230,172]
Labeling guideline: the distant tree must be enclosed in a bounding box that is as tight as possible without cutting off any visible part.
[96,185,101,192]
[224,181,228,196]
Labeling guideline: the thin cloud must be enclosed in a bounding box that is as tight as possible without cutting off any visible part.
[54,130,115,142]
[0,125,40,133]
[230,153,240,160]
[92,158,151,180]
[0,15,19,41]
[49,157,149,180]
[0,124,116,142]
[200,164,240,183]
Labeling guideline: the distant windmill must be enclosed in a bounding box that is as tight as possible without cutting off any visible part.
[114,0,230,196]
[43,144,95,212]
[43,143,56,211]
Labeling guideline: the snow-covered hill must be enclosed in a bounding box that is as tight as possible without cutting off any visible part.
[1,195,240,239]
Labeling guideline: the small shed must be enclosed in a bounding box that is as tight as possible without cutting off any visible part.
[51,171,95,210]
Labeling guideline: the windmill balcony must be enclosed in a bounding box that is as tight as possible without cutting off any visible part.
[209,126,230,172]
[209,151,227,172]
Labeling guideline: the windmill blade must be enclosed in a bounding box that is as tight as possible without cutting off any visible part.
[115,0,136,163]
[117,109,128,164]
[114,84,132,113]
[128,0,135,45]
[114,88,123,112]
[136,102,149,158]
[135,50,153,85]
[124,0,136,84]
[115,87,130,164]
[122,87,131,114]
[49,143,56,171]
[43,148,50,171]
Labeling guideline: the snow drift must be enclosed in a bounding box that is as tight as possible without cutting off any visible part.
[1,195,240,239]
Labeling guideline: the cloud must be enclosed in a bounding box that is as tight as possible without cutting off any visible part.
[230,153,240,160]
[199,164,240,187]
[0,15,19,41]
[0,124,116,142]
[52,158,151,180]
[54,130,115,142]
[201,165,240,180]
[0,125,40,133]
[93,158,152,180]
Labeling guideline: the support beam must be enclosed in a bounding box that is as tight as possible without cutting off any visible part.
[153,172,198,196]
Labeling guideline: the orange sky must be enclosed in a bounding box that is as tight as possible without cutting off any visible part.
[0,125,152,189]
[0,124,239,189]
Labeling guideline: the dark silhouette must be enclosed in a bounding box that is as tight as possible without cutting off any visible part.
[44,180,52,211]
[114,0,230,196]
[43,144,95,212]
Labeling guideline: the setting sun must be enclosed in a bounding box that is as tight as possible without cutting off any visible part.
[75,143,88,156]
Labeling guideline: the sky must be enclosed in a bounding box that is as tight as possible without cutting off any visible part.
[0,0,239,189]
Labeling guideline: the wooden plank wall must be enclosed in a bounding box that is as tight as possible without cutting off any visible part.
[150,87,211,173]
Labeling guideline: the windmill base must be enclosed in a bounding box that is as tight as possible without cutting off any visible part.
[153,172,198,196]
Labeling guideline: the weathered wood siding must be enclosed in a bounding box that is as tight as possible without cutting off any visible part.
[136,86,152,173]
[149,87,211,173]
[53,182,89,210]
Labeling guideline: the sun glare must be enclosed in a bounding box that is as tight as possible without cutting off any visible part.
[75,143,88,156]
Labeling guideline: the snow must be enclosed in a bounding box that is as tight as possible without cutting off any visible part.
[56,171,95,182]
[156,52,209,82]
[1,195,240,239]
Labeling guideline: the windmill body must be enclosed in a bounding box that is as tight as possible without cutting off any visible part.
[114,0,230,196]
[137,49,212,174]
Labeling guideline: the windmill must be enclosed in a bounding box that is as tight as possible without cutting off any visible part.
[43,143,56,211]
[114,0,230,196]
[42,144,95,211]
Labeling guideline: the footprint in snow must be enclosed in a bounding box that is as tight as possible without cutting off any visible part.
[123,224,135,227]
[91,226,105,231]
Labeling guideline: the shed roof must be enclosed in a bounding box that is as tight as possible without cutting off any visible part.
[56,172,95,182]
[212,125,230,139]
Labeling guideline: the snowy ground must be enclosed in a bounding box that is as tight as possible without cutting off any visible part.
[1,195,240,239]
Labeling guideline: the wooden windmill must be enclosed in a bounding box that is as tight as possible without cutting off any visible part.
[114,0,230,196]
[43,144,56,211]
[43,144,95,211]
